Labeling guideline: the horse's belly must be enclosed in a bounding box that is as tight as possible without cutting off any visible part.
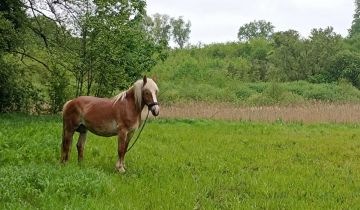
[85,121,118,137]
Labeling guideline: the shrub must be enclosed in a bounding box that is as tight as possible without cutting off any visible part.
[245,83,304,106]
[235,86,257,100]
[302,84,338,101]
[227,58,251,80]
[48,69,70,114]
[0,59,42,113]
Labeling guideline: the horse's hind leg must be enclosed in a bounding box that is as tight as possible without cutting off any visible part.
[61,128,74,163]
[76,129,87,162]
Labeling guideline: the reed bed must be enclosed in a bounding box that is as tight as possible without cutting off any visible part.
[158,102,360,123]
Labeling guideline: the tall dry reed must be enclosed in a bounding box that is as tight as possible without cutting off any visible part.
[156,102,360,123]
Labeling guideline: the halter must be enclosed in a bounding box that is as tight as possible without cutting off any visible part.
[146,102,159,108]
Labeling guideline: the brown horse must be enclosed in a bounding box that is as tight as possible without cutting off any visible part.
[61,76,159,173]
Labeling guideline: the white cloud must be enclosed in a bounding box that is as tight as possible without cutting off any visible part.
[146,0,354,44]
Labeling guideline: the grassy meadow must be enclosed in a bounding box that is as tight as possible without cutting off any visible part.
[1,114,360,209]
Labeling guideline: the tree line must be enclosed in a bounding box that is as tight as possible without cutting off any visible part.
[226,24,360,85]
[215,0,360,88]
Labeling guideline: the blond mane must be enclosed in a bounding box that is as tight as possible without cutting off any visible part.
[112,90,127,106]
[112,78,158,110]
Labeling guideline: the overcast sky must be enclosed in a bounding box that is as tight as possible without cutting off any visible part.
[146,0,355,45]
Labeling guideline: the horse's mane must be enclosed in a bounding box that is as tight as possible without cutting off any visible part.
[112,79,145,110]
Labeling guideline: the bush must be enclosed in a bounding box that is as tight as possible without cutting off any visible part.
[326,50,360,88]
[247,93,276,106]
[337,79,360,102]
[303,84,338,101]
[227,58,251,80]
[246,83,304,106]
[235,86,257,100]
[48,69,70,113]
[0,59,42,113]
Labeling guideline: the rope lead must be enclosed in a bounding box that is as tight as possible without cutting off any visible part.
[126,110,150,152]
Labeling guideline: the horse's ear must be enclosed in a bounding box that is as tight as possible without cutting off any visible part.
[152,74,158,83]
[143,75,147,86]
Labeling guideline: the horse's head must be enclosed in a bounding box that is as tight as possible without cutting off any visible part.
[142,75,160,116]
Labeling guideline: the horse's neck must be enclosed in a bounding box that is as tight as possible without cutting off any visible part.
[124,88,145,114]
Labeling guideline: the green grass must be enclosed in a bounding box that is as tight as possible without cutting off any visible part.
[1,114,360,209]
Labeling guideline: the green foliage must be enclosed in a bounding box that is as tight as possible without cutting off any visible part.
[85,0,159,96]
[227,58,251,80]
[170,16,191,49]
[345,34,360,52]
[0,0,26,52]
[247,83,304,106]
[145,13,171,46]
[326,50,360,88]
[0,13,20,52]
[237,20,274,42]
[48,69,70,113]
[0,0,40,113]
[152,44,360,106]
[349,0,360,37]
[244,38,272,81]
[269,30,306,81]
[2,115,360,209]
[0,0,167,113]
[284,80,360,102]
[0,58,41,113]
[0,0,26,28]
[307,27,343,80]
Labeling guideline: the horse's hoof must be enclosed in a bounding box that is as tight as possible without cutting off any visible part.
[117,167,126,173]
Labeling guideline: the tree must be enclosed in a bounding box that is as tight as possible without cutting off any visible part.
[87,0,159,96]
[307,27,343,81]
[145,13,171,46]
[326,50,360,88]
[349,0,360,37]
[170,16,191,49]
[237,20,274,42]
[245,38,272,81]
[0,0,26,52]
[143,13,171,61]
[345,33,360,52]
[268,30,306,81]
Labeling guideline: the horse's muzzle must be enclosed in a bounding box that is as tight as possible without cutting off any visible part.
[150,105,160,116]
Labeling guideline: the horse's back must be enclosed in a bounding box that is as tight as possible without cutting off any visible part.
[62,96,98,120]
[63,96,110,113]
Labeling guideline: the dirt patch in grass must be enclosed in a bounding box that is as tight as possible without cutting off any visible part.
[155,102,360,123]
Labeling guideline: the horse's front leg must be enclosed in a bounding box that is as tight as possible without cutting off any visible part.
[125,130,135,152]
[116,129,128,173]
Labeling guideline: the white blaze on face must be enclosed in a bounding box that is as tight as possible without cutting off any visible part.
[146,79,160,116]
[151,91,160,115]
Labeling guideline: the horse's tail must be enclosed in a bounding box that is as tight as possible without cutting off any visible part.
[61,100,71,136]
[61,99,73,163]
[62,100,72,116]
